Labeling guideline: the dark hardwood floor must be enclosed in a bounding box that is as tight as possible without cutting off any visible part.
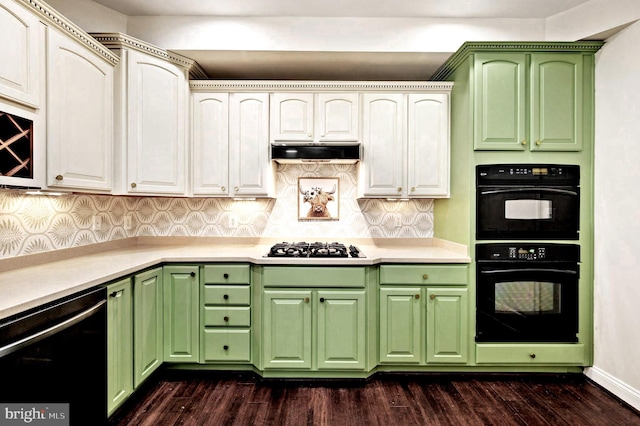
[109,371,640,426]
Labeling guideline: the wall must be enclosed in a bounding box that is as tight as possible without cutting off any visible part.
[584,20,640,410]
[0,164,434,259]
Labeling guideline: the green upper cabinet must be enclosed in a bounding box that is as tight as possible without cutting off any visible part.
[474,52,584,151]
[433,41,602,154]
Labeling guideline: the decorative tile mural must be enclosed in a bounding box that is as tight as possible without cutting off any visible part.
[0,164,434,258]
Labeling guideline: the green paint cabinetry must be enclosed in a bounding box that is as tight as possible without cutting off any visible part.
[201,264,252,363]
[474,52,585,151]
[106,277,133,416]
[261,267,370,371]
[163,265,199,363]
[379,265,469,365]
[133,267,163,387]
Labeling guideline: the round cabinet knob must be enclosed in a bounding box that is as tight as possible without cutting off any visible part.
[535,140,542,146]
[430,294,436,300]
[422,274,429,280]
[304,297,310,304]
[223,294,229,300]
[319,297,325,303]
[224,316,229,322]
[131,182,137,188]
[223,273,229,279]
[415,294,420,299]
[221,186,226,192]
[190,272,196,277]
[521,140,527,146]
[397,187,402,193]
[307,132,313,138]
[223,345,229,351]
[411,187,416,192]
[234,186,239,192]
[530,353,536,359]
[55,174,63,181]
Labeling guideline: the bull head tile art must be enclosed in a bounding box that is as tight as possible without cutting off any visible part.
[298,177,339,220]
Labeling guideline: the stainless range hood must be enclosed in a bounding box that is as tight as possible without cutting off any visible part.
[271,144,360,164]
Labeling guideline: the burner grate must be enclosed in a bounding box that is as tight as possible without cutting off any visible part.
[266,242,364,258]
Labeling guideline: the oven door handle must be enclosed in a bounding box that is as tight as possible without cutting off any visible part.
[480,268,577,275]
[479,188,578,196]
[0,299,106,359]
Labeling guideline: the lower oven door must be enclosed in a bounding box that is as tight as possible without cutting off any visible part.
[476,186,579,240]
[476,265,578,342]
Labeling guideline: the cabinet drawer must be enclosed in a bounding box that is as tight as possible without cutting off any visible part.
[202,329,251,362]
[476,343,586,365]
[203,264,250,284]
[203,286,250,305]
[203,307,251,327]
[263,266,366,288]
[379,265,468,285]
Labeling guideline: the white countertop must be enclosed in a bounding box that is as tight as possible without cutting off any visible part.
[0,237,469,320]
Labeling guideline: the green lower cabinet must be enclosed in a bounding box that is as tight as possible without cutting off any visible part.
[163,266,199,363]
[262,289,367,370]
[202,329,251,362]
[379,287,423,364]
[476,343,586,365]
[426,287,469,364]
[133,267,163,388]
[106,278,133,416]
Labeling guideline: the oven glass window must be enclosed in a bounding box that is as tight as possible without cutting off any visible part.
[504,199,552,220]
[494,281,560,314]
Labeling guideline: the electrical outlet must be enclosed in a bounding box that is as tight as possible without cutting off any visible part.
[124,215,132,230]
[228,214,239,229]
[92,215,102,231]
[394,214,402,228]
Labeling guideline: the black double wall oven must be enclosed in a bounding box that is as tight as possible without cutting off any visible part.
[475,164,581,343]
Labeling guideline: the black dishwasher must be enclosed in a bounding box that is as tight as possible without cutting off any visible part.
[0,286,107,425]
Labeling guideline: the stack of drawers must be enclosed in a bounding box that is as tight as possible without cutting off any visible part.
[201,264,251,363]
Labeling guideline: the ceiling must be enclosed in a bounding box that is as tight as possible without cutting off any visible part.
[92,0,594,80]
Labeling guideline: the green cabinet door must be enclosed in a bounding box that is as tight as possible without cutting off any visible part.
[317,290,366,370]
[106,278,133,416]
[474,53,527,151]
[531,53,583,151]
[379,287,423,364]
[474,51,585,152]
[262,290,312,369]
[133,267,163,387]
[163,265,199,363]
[426,287,468,364]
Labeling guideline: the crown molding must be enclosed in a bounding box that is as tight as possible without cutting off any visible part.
[432,41,604,81]
[17,0,119,66]
[91,32,207,78]
[190,80,453,92]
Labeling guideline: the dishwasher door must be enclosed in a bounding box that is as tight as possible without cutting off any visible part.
[0,286,107,425]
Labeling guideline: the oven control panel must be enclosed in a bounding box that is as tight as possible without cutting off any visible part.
[476,243,580,263]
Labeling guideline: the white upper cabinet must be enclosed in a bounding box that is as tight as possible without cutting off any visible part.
[46,28,115,192]
[229,93,275,197]
[358,90,451,199]
[91,34,196,196]
[192,92,229,196]
[407,93,450,197]
[0,0,44,108]
[270,92,359,144]
[191,91,275,198]
[124,49,188,195]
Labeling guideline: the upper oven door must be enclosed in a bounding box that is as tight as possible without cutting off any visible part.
[477,186,579,240]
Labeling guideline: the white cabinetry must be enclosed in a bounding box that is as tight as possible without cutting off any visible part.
[192,90,274,197]
[0,0,44,108]
[270,93,358,144]
[47,28,115,192]
[91,34,195,196]
[359,92,450,198]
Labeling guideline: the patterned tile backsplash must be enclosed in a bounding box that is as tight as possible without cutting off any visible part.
[0,164,434,258]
